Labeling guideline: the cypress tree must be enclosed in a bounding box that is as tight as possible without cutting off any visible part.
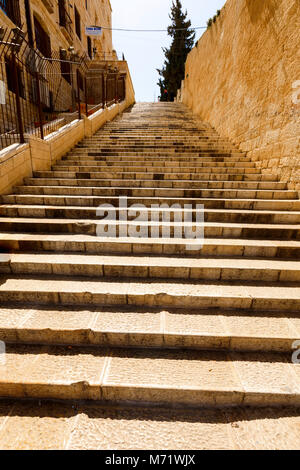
[157,0,195,102]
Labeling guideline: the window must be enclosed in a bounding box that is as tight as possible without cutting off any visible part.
[58,0,67,27]
[60,50,71,84]
[5,56,26,99]
[87,36,92,59]
[74,6,81,40]
[0,0,22,27]
[58,0,73,38]
[34,17,51,58]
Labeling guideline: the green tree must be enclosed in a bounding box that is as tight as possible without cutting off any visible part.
[157,0,195,102]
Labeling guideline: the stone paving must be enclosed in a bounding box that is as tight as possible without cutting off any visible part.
[0,103,299,449]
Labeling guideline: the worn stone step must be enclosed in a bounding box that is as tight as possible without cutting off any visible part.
[76,141,238,146]
[1,205,300,225]
[33,171,271,182]
[23,178,284,189]
[70,151,245,158]
[0,305,299,352]
[62,154,251,162]
[0,400,299,450]
[0,276,299,311]
[3,195,300,211]
[73,148,242,155]
[14,185,295,199]
[1,234,299,259]
[52,165,260,175]
[0,217,299,239]
[1,253,299,282]
[0,344,299,406]
[56,160,256,169]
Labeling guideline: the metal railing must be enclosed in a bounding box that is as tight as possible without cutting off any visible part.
[0,27,127,150]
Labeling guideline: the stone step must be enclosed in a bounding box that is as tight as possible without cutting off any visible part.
[62,154,252,162]
[0,276,299,311]
[33,171,269,181]
[0,217,299,239]
[52,166,261,175]
[56,160,256,168]
[3,195,300,211]
[1,205,300,224]
[23,177,283,188]
[0,344,299,406]
[1,253,299,282]
[1,234,299,259]
[98,129,230,133]
[15,185,295,199]
[74,146,239,153]
[0,305,299,353]
[78,138,237,144]
[82,140,235,146]
[70,150,243,157]
[0,400,299,450]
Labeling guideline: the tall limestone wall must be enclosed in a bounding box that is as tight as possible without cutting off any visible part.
[180,0,300,189]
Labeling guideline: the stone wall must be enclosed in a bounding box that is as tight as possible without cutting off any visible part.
[179,0,300,189]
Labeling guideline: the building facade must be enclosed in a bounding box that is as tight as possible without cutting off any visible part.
[0,1,132,149]
[0,0,113,59]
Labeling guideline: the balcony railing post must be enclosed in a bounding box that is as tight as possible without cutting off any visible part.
[77,81,81,120]
[85,77,88,116]
[115,73,118,103]
[102,73,105,109]
[35,71,44,140]
[105,74,108,107]
[11,53,25,144]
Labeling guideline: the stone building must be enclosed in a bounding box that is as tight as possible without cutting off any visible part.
[0,0,113,59]
[0,0,128,148]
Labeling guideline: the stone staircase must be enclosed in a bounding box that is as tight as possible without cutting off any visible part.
[0,102,300,448]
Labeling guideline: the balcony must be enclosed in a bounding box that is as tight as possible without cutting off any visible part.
[0,0,22,27]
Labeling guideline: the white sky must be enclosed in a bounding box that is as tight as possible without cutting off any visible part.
[110,0,226,102]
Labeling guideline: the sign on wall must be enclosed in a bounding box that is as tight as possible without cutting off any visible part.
[85,26,102,37]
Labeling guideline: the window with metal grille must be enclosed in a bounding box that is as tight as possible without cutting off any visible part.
[5,56,26,99]
[0,0,22,27]
[60,50,71,84]
[34,17,51,58]
[75,6,81,40]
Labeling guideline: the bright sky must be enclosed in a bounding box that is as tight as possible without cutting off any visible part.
[110,0,226,102]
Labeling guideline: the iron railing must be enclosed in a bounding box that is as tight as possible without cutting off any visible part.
[0,27,127,151]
